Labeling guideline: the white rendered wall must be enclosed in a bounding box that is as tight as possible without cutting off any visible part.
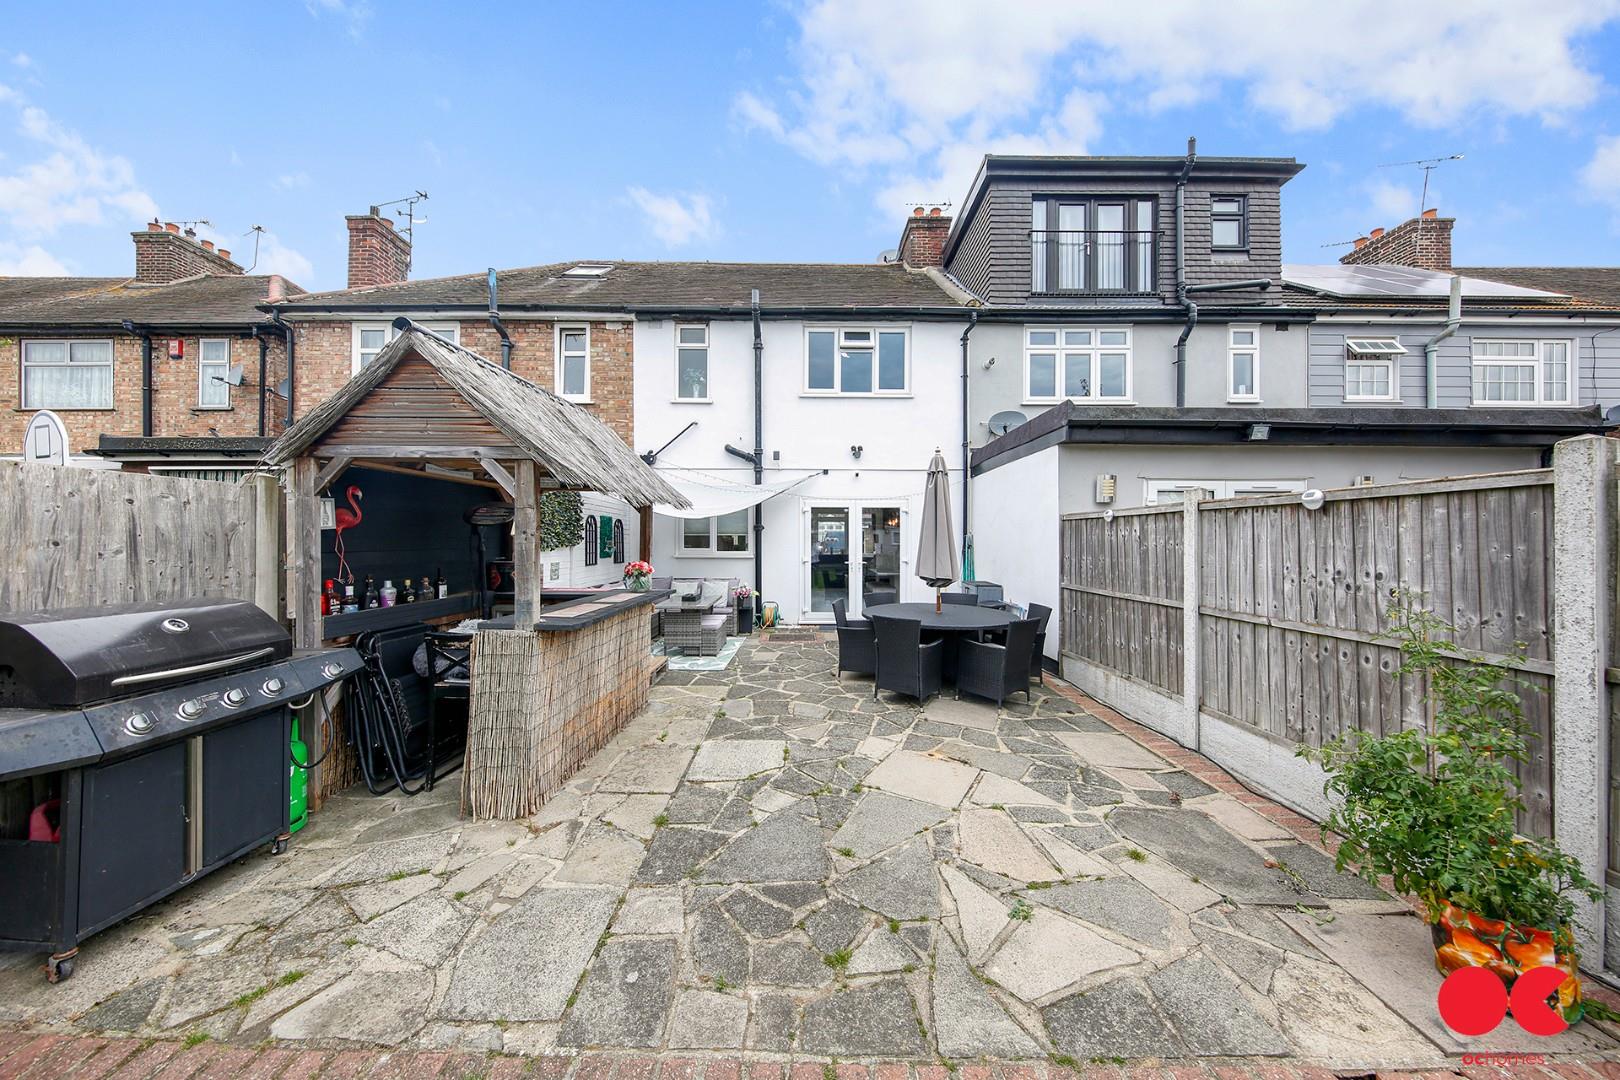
[969,443,1060,659]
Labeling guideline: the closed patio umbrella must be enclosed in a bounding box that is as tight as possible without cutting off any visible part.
[916,449,959,613]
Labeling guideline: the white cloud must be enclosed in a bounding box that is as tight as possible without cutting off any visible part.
[0,85,158,240]
[273,171,311,191]
[1363,178,1424,226]
[627,187,717,247]
[1580,135,1620,216]
[11,53,32,69]
[0,242,68,275]
[741,0,1619,215]
[304,0,372,39]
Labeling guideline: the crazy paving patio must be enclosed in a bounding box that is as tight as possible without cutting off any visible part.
[3,634,1617,1075]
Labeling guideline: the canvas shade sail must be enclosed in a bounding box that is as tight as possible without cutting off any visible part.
[915,450,958,589]
[652,466,820,519]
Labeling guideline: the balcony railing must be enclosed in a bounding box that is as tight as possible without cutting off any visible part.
[1030,229,1158,294]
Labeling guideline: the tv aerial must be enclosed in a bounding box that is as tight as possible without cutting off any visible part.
[1378,154,1463,216]
[372,191,430,271]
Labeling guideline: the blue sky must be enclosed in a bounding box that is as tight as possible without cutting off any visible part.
[3,1,1618,291]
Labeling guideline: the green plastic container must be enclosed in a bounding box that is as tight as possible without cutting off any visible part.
[289,716,309,834]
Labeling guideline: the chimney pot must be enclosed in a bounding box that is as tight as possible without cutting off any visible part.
[267,275,285,303]
[1421,207,1438,219]
[147,221,162,232]
[929,206,942,217]
[201,239,214,251]
[1352,236,1368,250]
[1369,227,1384,240]
[165,222,180,234]
[1339,210,1453,271]
[912,207,924,217]
[218,249,230,261]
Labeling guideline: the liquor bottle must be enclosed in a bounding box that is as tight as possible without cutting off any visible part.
[342,582,359,614]
[435,568,446,599]
[401,578,416,604]
[363,574,379,609]
[323,578,340,616]
[419,575,432,602]
[380,579,397,607]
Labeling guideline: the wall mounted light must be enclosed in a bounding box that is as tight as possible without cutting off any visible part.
[850,445,863,460]
[1247,423,1271,441]
[983,356,997,370]
[1103,509,1116,523]
[1300,488,1325,510]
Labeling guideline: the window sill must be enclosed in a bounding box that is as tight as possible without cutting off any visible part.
[1226,397,1262,405]
[561,398,595,405]
[1343,397,1401,404]
[1022,399,1136,408]
[675,550,752,559]
[800,392,913,399]
[15,406,115,413]
[671,398,713,404]
[193,406,234,413]
[1469,402,1577,409]
[1210,248,1250,256]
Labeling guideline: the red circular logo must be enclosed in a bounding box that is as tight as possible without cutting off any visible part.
[1437,966,1570,1037]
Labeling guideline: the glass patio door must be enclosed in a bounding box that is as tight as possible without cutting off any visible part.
[807,506,850,618]
[857,506,902,615]
[806,503,904,621]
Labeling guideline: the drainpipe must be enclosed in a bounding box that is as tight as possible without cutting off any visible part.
[121,320,154,437]
[268,309,296,427]
[487,268,513,369]
[959,310,978,568]
[751,288,764,607]
[1424,274,1462,409]
[252,327,269,437]
[1174,136,1196,407]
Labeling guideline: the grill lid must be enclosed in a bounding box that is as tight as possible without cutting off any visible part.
[0,599,291,708]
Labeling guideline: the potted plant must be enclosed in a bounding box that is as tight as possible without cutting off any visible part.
[1299,596,1598,1025]
[623,560,654,592]
[733,584,755,633]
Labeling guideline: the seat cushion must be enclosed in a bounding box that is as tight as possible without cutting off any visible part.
[701,614,727,629]
[673,578,703,600]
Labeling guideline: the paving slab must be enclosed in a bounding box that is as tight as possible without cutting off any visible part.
[321,833,455,887]
[600,794,671,840]
[701,811,830,883]
[557,938,676,1048]
[613,887,685,935]
[798,979,927,1056]
[596,746,696,794]
[829,791,953,859]
[1190,923,1286,992]
[967,772,1063,808]
[271,969,434,1046]
[750,940,832,987]
[1188,794,1295,841]
[691,906,750,984]
[1043,977,1185,1059]
[720,889,796,937]
[846,927,913,974]
[802,898,869,953]
[957,809,1058,883]
[862,750,978,807]
[553,824,647,885]
[937,743,1035,780]
[1109,807,1315,906]
[666,989,748,1048]
[932,936,1041,1058]
[984,908,1138,1002]
[1263,841,1390,899]
[1146,950,1289,1056]
[837,837,941,920]
[1028,828,1112,878]
[355,893,475,966]
[922,696,1002,732]
[941,864,1008,963]
[442,886,618,1021]
[688,740,788,781]
[748,991,798,1050]
[1053,731,1168,770]
[1040,877,1182,950]
[636,827,729,884]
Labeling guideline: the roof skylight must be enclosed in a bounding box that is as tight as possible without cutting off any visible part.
[563,264,614,278]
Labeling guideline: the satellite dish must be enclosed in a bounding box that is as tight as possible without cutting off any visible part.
[22,410,68,466]
[987,410,1028,437]
[223,363,245,387]
[273,377,291,399]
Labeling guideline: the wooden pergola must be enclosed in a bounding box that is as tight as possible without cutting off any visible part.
[262,319,688,648]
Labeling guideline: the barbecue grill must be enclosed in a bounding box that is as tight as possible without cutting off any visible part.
[0,599,361,983]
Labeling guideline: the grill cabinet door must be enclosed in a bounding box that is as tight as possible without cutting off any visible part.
[78,743,187,934]
[201,710,287,866]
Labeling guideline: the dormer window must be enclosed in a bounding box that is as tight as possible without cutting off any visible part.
[1211,196,1248,250]
[1031,197,1155,294]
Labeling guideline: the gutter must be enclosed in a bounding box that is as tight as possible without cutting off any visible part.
[959,310,978,568]
[251,326,269,437]
[487,268,513,369]
[121,319,154,437]
[1174,137,1196,407]
[751,289,764,607]
[1423,274,1463,409]
[268,308,296,428]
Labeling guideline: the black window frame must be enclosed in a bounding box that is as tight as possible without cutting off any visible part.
[612,519,625,564]
[1210,194,1248,252]
[584,515,598,566]
[1030,196,1157,296]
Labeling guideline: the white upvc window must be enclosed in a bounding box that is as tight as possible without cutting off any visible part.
[198,338,232,408]
[557,325,590,401]
[804,326,909,395]
[1471,339,1574,406]
[679,510,750,554]
[1024,326,1132,404]
[21,339,114,409]
[675,324,709,401]
[1343,337,1405,402]
[1228,325,1259,402]
[352,321,459,372]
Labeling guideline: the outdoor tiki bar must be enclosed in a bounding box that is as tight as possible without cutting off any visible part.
[263,320,687,818]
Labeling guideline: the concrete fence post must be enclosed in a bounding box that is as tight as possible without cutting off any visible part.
[251,474,281,619]
[1551,434,1612,964]
[1183,496,1202,752]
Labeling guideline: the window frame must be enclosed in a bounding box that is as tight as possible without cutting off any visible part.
[677,511,752,557]
[674,323,710,403]
[1470,339,1576,408]
[198,337,232,410]
[1343,338,1405,403]
[1210,194,1249,252]
[1022,326,1134,405]
[802,325,911,397]
[584,515,598,566]
[556,324,591,402]
[20,338,115,411]
[351,321,459,373]
[1031,196,1156,294]
[1226,324,1260,403]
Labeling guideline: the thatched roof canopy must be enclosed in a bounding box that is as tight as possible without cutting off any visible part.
[264,319,688,508]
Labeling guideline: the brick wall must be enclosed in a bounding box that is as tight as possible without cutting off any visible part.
[291,317,636,446]
[1340,209,1454,271]
[346,214,412,289]
[132,224,244,284]
[898,211,952,268]
[0,332,288,454]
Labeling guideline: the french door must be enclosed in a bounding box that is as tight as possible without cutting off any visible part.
[803,502,905,622]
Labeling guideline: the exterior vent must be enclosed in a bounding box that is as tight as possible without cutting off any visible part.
[1095,474,1117,504]
[1353,475,1377,487]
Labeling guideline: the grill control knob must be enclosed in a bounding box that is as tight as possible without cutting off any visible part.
[177,699,206,721]
[222,688,248,708]
[124,713,154,737]
[322,662,343,679]
[261,677,285,696]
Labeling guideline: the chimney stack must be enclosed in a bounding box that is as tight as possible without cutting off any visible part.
[1339,209,1454,272]
[131,221,246,284]
[897,205,953,268]
[346,208,412,289]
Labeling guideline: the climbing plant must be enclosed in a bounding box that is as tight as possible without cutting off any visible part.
[539,491,585,551]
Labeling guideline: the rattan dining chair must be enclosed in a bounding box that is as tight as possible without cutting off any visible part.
[871,615,943,702]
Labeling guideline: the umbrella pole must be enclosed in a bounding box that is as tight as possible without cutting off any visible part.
[936,587,942,614]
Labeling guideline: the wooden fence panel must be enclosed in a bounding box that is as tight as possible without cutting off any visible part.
[0,461,259,610]
[1062,471,1556,838]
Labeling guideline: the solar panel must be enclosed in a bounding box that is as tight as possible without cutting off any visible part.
[1283,264,1565,300]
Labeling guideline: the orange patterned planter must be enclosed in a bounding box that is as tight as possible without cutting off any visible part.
[1430,902,1583,1023]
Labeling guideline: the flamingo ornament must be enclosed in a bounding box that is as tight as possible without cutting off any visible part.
[333,485,363,585]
